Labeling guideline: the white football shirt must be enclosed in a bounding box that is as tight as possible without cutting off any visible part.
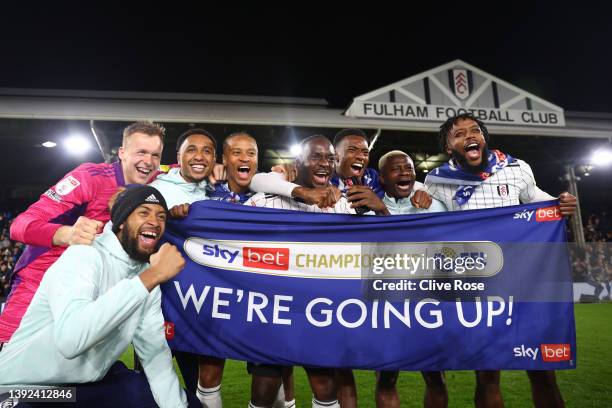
[425,159,555,211]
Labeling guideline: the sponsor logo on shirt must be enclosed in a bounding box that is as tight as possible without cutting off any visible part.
[55,175,80,196]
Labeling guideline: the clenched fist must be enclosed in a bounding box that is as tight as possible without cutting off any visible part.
[410,190,433,209]
[140,243,186,291]
[347,186,390,215]
[208,163,226,185]
[150,243,186,281]
[53,216,104,247]
[170,203,190,218]
[292,186,341,208]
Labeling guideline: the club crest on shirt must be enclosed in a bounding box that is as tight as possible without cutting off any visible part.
[497,184,510,198]
[55,175,81,196]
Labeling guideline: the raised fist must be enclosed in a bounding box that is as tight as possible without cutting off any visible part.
[68,216,104,246]
[149,243,186,283]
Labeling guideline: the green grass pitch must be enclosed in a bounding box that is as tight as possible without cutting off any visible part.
[121,303,611,407]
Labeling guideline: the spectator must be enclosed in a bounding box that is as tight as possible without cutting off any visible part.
[0,234,10,250]
[0,262,10,300]
[0,210,25,303]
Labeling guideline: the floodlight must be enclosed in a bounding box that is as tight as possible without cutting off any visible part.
[591,149,612,166]
[63,135,91,155]
[290,144,302,157]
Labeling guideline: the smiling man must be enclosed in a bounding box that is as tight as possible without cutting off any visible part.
[245,135,355,408]
[331,129,382,196]
[0,186,199,407]
[368,154,447,408]
[151,128,216,206]
[379,151,446,215]
[425,113,576,408]
[208,132,297,408]
[153,130,299,408]
[208,132,259,204]
[0,121,164,344]
[149,128,222,406]
[246,135,352,214]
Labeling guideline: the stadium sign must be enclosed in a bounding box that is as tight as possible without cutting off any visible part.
[345,60,565,127]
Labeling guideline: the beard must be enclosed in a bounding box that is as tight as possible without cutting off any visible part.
[118,226,152,263]
[451,147,490,174]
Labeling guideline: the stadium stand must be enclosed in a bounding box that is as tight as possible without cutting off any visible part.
[568,210,612,301]
[0,210,25,305]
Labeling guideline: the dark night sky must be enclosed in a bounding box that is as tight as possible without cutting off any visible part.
[1,5,612,112]
[0,6,611,211]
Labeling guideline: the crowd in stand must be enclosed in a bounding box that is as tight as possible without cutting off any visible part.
[568,211,612,299]
[0,210,25,303]
[584,211,611,242]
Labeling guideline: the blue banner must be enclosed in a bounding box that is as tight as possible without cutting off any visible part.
[160,200,576,371]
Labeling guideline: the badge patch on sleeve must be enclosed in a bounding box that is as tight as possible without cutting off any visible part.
[55,175,81,196]
[44,189,63,202]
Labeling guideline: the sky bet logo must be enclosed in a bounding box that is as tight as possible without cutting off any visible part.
[244,247,289,271]
[202,243,289,271]
[513,206,561,223]
[540,344,571,362]
[202,244,239,264]
[535,206,562,222]
[513,344,539,360]
[513,344,571,362]
[513,209,534,222]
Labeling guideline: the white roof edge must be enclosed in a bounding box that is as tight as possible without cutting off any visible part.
[353,59,563,112]
[0,94,609,139]
[0,87,329,107]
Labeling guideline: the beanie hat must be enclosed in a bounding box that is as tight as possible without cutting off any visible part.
[111,185,168,233]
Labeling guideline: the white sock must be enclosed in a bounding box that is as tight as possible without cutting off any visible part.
[312,397,339,408]
[248,402,267,408]
[272,383,286,408]
[197,384,222,408]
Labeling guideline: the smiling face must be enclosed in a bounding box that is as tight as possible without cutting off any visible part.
[117,203,167,263]
[445,118,488,171]
[297,137,335,188]
[177,134,216,183]
[223,134,258,193]
[335,135,370,179]
[119,132,164,184]
[380,154,416,199]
